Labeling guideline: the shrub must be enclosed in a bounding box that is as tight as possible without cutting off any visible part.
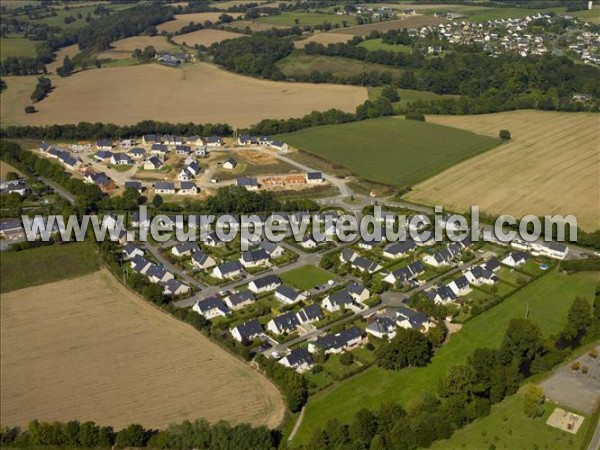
[571,361,580,371]
[24,105,36,114]
[582,366,589,374]
[405,111,425,121]
[340,352,354,366]
[589,348,598,358]
[499,129,511,140]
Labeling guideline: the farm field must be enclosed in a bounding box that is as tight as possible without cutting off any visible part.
[405,111,600,232]
[233,20,291,32]
[96,35,179,60]
[429,392,593,450]
[173,29,244,47]
[277,53,406,79]
[14,3,133,29]
[0,63,367,128]
[0,36,37,60]
[46,43,80,73]
[292,269,600,444]
[572,6,600,24]
[280,265,338,291]
[358,38,411,53]
[335,16,448,36]
[294,32,353,49]
[369,87,458,107]
[0,242,99,293]
[214,0,269,8]
[0,270,285,429]
[276,117,500,188]
[258,12,357,27]
[157,12,244,33]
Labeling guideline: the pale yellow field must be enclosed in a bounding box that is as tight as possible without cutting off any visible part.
[1,62,367,128]
[173,29,244,47]
[294,32,353,49]
[157,12,244,33]
[46,44,80,74]
[214,0,269,9]
[0,270,285,429]
[97,35,178,60]
[405,111,600,232]
[0,161,23,179]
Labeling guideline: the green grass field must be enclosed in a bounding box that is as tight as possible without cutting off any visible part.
[15,4,133,29]
[276,117,500,188]
[368,87,459,107]
[258,12,356,27]
[0,36,38,60]
[0,241,100,293]
[430,392,593,450]
[358,38,412,53]
[277,53,405,79]
[291,270,600,445]
[280,265,338,290]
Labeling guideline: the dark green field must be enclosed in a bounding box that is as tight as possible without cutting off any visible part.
[276,117,500,188]
[0,241,99,293]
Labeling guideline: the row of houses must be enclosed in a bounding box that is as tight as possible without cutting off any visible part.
[366,306,432,340]
[95,135,224,149]
[39,143,82,171]
[154,181,200,196]
[237,135,289,152]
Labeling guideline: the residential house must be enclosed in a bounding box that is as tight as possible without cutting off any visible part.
[240,249,270,269]
[358,239,380,251]
[237,134,257,146]
[130,255,152,274]
[202,231,223,247]
[274,285,306,305]
[237,177,259,191]
[146,265,175,284]
[426,285,457,304]
[150,143,169,156]
[58,152,81,170]
[111,153,133,166]
[383,261,425,285]
[96,138,113,151]
[502,251,531,268]
[122,243,144,260]
[279,348,314,373]
[267,311,300,335]
[483,257,501,272]
[383,239,416,259]
[308,327,364,354]
[175,144,192,156]
[259,241,285,258]
[144,157,163,170]
[352,256,382,273]
[268,140,288,152]
[179,181,199,195]
[94,150,113,161]
[124,181,143,193]
[306,172,324,183]
[231,319,263,343]
[155,181,176,195]
[204,136,223,148]
[224,291,256,310]
[396,306,430,331]
[447,275,472,296]
[322,283,369,312]
[192,297,230,319]
[464,266,498,286]
[191,250,216,270]
[340,248,358,264]
[142,134,161,145]
[296,304,325,325]
[531,242,569,260]
[171,241,200,257]
[163,279,191,297]
[223,158,237,170]
[212,260,243,279]
[422,243,463,267]
[300,236,318,249]
[366,316,397,340]
[248,274,281,294]
[119,139,133,148]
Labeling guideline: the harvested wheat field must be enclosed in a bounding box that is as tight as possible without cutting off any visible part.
[96,35,177,60]
[0,270,285,429]
[294,32,353,48]
[214,0,269,9]
[336,16,448,36]
[2,63,367,128]
[405,111,600,232]
[46,44,80,73]
[173,29,244,47]
[157,12,244,33]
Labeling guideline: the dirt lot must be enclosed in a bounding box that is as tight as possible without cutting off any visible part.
[97,35,177,60]
[1,62,367,128]
[294,32,353,49]
[0,270,285,429]
[157,12,244,33]
[540,347,600,415]
[405,111,600,232]
[173,29,244,47]
[335,16,448,36]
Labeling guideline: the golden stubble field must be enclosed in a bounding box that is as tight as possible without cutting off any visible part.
[1,62,367,128]
[96,35,178,60]
[172,29,244,47]
[294,32,353,48]
[336,16,448,36]
[157,12,244,33]
[0,270,285,429]
[405,111,600,232]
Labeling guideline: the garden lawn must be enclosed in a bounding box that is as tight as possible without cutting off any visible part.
[280,265,338,291]
[291,269,600,445]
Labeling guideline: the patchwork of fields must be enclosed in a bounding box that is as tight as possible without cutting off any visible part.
[292,270,600,444]
[1,63,368,128]
[405,111,600,232]
[0,270,285,429]
[277,117,500,188]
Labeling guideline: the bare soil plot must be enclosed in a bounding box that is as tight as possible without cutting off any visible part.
[546,408,585,434]
[46,44,80,73]
[0,270,285,429]
[294,32,353,49]
[405,111,600,232]
[335,16,448,36]
[96,35,176,60]
[3,62,367,128]
[157,12,244,33]
[173,29,244,47]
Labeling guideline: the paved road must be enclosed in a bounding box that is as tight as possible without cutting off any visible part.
[142,242,204,290]
[40,177,75,204]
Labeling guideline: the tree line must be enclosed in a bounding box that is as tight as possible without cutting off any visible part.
[301,293,600,450]
[0,418,278,449]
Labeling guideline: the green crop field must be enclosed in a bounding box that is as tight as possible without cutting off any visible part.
[277,53,406,79]
[280,265,338,290]
[258,12,356,27]
[0,241,100,293]
[430,392,593,450]
[0,36,38,60]
[291,270,600,444]
[276,117,500,188]
[358,38,412,53]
